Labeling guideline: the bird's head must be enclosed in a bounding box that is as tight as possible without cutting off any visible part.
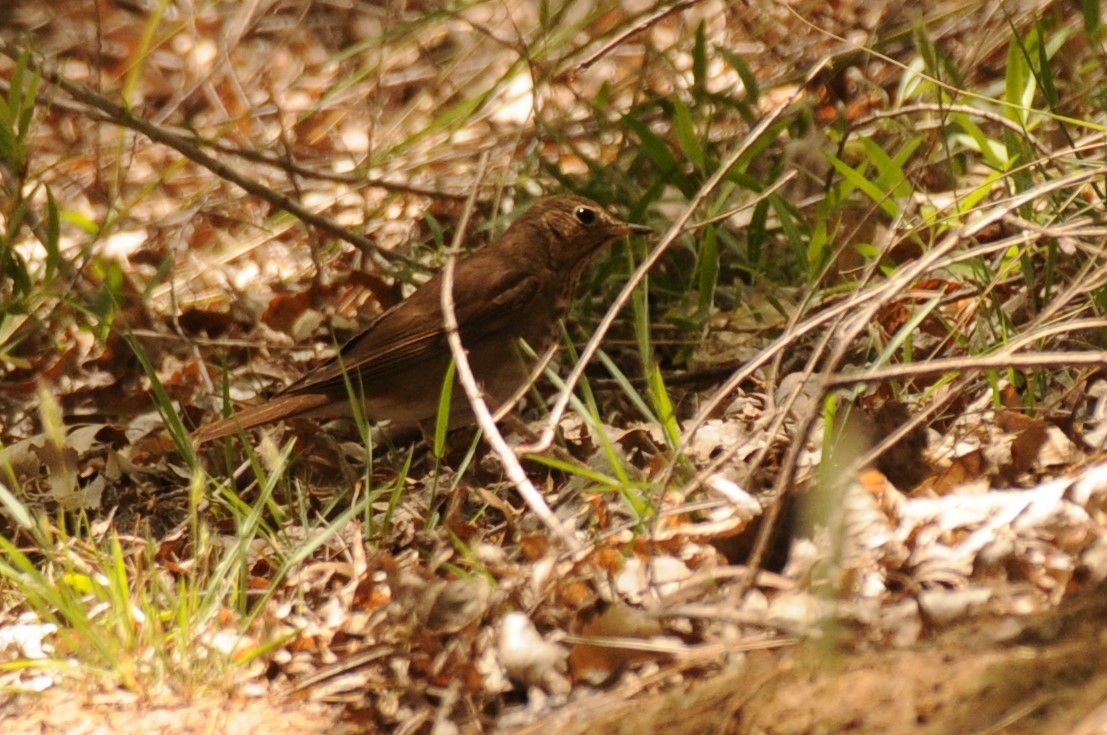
[505,194,650,272]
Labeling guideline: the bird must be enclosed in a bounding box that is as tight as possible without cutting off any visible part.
[193,194,650,444]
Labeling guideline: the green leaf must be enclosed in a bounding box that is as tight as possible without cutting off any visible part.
[956,170,1003,216]
[434,358,457,457]
[807,220,829,274]
[828,154,901,218]
[126,332,195,462]
[1005,29,1037,126]
[873,292,943,369]
[697,224,719,317]
[692,22,708,99]
[44,188,60,283]
[858,136,922,201]
[672,99,706,171]
[525,453,622,488]
[951,114,1011,170]
[770,194,805,269]
[622,111,692,195]
[0,481,33,530]
[717,46,759,105]
[1036,25,1059,108]
[1084,0,1101,36]
[647,363,680,450]
[747,197,768,266]
[596,350,657,425]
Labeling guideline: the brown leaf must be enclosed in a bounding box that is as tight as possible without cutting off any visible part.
[922,449,986,496]
[567,603,667,684]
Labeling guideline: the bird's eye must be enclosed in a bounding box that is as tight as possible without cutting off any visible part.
[575,206,597,225]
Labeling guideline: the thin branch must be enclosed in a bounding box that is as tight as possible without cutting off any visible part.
[439,153,577,548]
[855,103,1054,160]
[825,348,1107,388]
[573,0,707,73]
[0,38,410,267]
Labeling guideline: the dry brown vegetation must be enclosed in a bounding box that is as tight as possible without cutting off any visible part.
[4,0,1107,733]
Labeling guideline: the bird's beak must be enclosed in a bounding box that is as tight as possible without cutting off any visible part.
[624,223,652,236]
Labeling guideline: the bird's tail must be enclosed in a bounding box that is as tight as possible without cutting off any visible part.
[192,392,332,444]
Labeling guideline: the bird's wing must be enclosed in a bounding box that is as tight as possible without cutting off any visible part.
[279,257,541,397]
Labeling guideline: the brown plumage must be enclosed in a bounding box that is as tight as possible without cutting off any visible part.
[193,195,649,444]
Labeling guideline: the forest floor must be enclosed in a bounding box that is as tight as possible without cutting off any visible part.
[4,0,1107,733]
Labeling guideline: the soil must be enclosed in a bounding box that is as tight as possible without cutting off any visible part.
[518,581,1107,735]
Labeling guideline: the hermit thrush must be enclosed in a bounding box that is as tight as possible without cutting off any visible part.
[193,195,649,443]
